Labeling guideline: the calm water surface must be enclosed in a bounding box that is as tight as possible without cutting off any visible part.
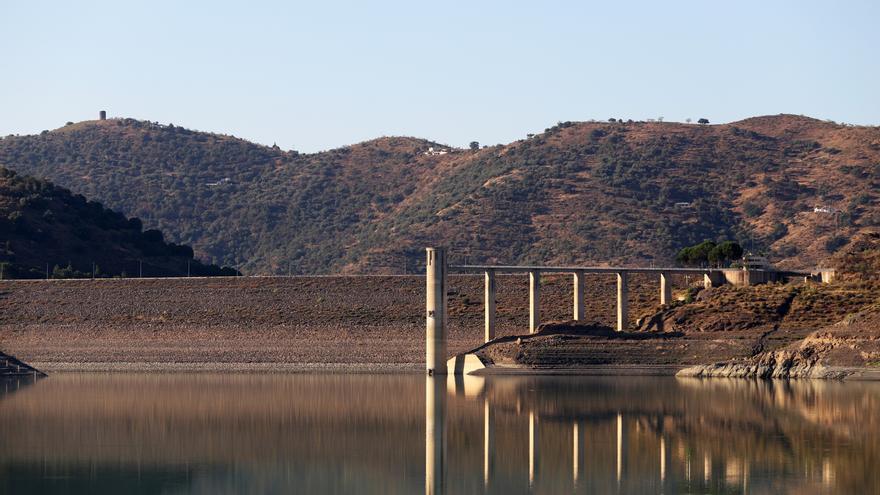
[0,373,877,494]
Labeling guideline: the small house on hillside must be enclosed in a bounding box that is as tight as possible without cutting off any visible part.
[424,147,448,156]
[206,178,232,187]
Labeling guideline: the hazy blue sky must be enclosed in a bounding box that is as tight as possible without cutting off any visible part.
[2,0,877,152]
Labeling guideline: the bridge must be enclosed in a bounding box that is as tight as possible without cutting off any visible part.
[424,247,833,375]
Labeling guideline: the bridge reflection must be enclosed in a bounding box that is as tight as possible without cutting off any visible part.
[0,374,874,493]
[428,374,870,494]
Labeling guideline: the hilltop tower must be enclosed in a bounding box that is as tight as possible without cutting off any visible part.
[99,110,106,120]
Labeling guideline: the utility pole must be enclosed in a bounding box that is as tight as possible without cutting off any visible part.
[139,260,143,278]
[92,262,95,279]
[187,260,191,277]
[46,263,49,280]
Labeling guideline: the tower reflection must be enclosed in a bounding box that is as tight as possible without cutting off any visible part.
[425,376,446,495]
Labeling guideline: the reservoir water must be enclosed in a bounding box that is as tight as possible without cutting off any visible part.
[0,373,877,494]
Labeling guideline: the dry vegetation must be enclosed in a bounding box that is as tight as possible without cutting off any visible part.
[0,167,236,279]
[1,114,877,274]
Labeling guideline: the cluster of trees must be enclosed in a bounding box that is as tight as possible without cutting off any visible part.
[0,166,238,279]
[676,240,744,267]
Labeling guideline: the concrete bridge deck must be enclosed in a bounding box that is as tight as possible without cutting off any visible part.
[449,265,715,275]
[450,264,816,277]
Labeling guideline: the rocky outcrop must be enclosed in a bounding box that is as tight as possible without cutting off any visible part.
[678,354,845,379]
[677,331,857,379]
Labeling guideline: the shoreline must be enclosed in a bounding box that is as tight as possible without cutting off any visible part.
[32,362,423,373]
[3,275,879,381]
[29,362,880,380]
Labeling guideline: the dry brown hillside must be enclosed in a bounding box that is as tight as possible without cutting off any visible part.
[0,114,877,274]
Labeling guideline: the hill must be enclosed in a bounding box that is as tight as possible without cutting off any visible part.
[0,115,877,274]
[0,167,237,278]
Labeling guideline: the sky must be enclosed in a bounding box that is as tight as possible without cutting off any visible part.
[2,0,878,152]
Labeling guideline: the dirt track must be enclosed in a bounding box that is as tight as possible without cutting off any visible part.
[0,274,670,371]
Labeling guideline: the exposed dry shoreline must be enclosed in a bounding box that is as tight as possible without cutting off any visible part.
[470,282,880,380]
[2,274,878,378]
[0,274,663,373]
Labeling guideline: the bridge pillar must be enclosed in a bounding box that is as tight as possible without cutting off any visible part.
[426,248,447,375]
[703,271,724,289]
[617,272,629,332]
[573,271,585,320]
[820,269,836,284]
[660,272,672,305]
[529,270,540,333]
[484,269,496,342]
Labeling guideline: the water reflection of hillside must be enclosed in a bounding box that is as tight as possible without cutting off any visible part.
[0,374,876,494]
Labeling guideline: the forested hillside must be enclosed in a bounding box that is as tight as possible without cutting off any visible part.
[0,167,237,278]
[0,115,877,274]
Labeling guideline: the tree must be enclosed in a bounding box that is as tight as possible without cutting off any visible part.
[469,141,480,151]
[698,118,709,125]
[677,240,743,267]
[721,241,744,261]
[676,240,716,266]
[708,241,743,266]
[127,217,143,231]
[142,229,164,243]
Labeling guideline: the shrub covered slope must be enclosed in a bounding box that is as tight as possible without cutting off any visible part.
[0,167,236,278]
[0,115,877,273]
